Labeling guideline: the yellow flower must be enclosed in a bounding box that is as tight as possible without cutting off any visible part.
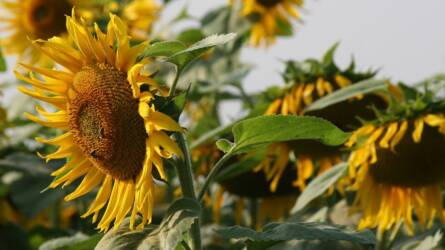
[123,0,160,40]
[16,12,183,231]
[257,75,383,193]
[346,114,445,236]
[234,0,303,47]
[0,0,79,64]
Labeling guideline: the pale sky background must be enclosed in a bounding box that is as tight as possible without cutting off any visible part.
[164,0,445,93]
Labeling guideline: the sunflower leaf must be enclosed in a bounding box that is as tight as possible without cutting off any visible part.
[142,41,187,58]
[304,79,388,112]
[291,162,347,213]
[167,33,237,70]
[96,198,199,250]
[230,115,350,154]
[217,222,376,250]
[39,233,102,250]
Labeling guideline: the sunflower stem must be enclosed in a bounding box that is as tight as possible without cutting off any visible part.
[168,67,183,98]
[173,132,202,250]
[198,150,234,202]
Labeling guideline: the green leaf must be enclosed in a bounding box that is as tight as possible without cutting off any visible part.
[216,139,233,153]
[217,222,376,250]
[142,41,187,58]
[0,47,7,72]
[167,33,236,69]
[177,29,205,45]
[231,115,350,154]
[39,233,102,250]
[96,198,199,250]
[322,42,339,67]
[291,162,347,213]
[305,79,388,112]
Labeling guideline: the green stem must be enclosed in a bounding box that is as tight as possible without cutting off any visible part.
[198,151,234,201]
[173,132,202,250]
[168,67,183,98]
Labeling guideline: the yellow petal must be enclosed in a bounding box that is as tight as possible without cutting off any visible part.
[412,118,424,143]
[390,120,408,151]
[379,122,398,148]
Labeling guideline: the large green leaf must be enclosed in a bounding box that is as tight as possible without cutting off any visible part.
[291,162,347,213]
[228,115,350,154]
[96,198,200,250]
[167,33,236,69]
[304,79,388,112]
[217,222,376,250]
[39,233,102,250]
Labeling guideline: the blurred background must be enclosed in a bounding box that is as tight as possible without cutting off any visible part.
[163,0,445,90]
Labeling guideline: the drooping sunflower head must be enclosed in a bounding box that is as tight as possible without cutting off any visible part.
[256,45,385,193]
[265,44,379,119]
[231,0,303,47]
[0,0,72,64]
[345,88,445,236]
[16,11,183,231]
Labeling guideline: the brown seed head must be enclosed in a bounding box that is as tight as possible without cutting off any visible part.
[370,122,445,187]
[69,63,147,180]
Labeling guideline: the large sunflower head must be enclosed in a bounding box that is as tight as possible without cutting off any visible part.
[231,0,303,47]
[16,11,183,231]
[345,87,445,236]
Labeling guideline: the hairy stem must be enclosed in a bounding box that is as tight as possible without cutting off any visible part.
[173,132,202,250]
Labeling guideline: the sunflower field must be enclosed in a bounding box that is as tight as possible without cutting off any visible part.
[0,0,444,249]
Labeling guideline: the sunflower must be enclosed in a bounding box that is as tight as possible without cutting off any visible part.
[0,0,160,64]
[233,0,303,47]
[123,0,160,40]
[15,12,183,231]
[0,0,76,64]
[346,112,445,236]
[255,47,386,193]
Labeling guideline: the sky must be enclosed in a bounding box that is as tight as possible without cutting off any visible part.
[164,0,445,92]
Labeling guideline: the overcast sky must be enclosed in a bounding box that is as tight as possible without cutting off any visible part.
[164,0,445,92]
